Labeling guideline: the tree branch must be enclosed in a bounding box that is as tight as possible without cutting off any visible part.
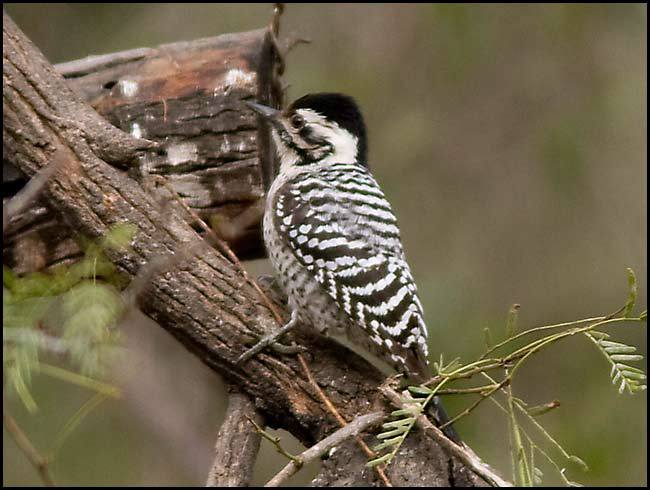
[206,389,263,487]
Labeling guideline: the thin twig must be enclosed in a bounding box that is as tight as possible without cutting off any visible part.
[479,303,628,361]
[268,3,286,75]
[482,377,586,485]
[246,415,300,463]
[3,146,67,235]
[423,360,503,387]
[504,367,530,486]
[266,411,384,487]
[281,34,312,56]
[440,377,510,431]
[270,3,284,37]
[436,385,500,395]
[54,47,153,77]
[381,386,512,487]
[297,354,345,426]
[4,410,55,487]
[481,372,585,469]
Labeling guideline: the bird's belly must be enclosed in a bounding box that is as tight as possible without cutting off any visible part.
[264,209,350,335]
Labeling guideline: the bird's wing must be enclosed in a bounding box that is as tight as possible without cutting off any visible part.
[275,165,430,376]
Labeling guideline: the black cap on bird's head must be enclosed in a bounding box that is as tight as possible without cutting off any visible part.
[289,93,367,164]
[247,93,368,167]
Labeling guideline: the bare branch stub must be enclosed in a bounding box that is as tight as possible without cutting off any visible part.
[206,389,264,487]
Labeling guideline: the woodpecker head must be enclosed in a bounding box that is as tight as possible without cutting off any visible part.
[246,93,368,169]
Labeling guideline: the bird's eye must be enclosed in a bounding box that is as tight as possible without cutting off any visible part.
[290,114,305,129]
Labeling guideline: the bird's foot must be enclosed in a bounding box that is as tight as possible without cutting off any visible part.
[236,311,300,364]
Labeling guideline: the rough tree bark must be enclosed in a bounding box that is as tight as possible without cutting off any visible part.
[206,389,264,487]
[3,12,489,486]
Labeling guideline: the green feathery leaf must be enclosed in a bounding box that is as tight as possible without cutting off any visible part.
[366,453,392,467]
[382,417,415,429]
[586,332,647,395]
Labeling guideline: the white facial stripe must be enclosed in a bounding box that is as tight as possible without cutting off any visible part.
[296,109,359,164]
[297,108,328,124]
[272,131,300,169]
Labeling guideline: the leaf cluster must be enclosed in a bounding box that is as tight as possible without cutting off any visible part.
[3,223,135,412]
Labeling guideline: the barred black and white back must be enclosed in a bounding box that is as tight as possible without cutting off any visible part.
[269,164,430,377]
[259,93,430,380]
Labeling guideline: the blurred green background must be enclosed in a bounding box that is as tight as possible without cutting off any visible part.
[3,3,646,486]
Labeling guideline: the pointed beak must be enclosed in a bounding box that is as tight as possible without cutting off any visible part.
[245,101,280,120]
